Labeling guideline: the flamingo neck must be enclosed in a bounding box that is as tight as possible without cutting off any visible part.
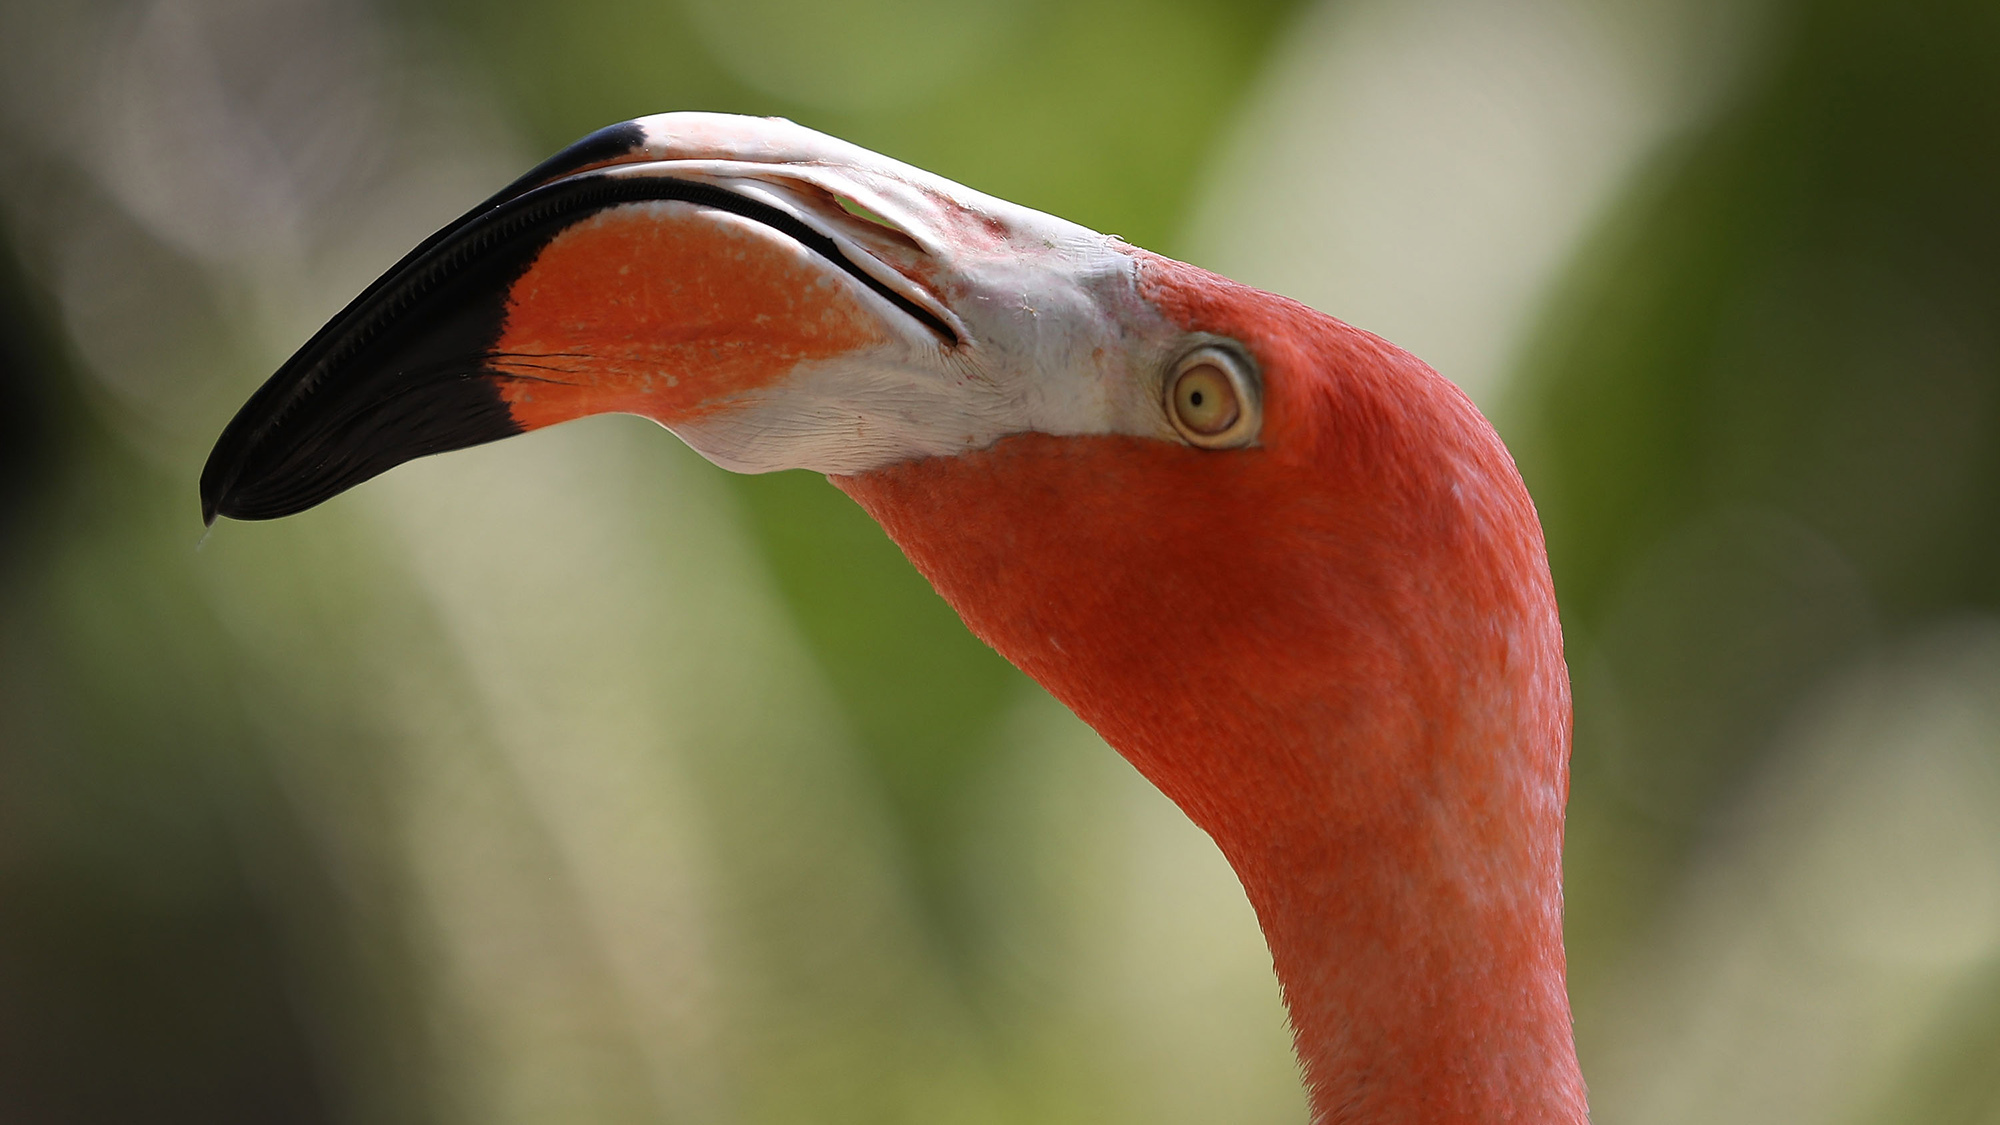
[839,427,1584,1122]
[835,270,1583,1119]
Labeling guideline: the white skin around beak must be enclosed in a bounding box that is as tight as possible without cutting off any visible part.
[575,113,1194,476]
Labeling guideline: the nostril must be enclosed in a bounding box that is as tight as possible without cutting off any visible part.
[794,184,925,252]
[835,194,897,229]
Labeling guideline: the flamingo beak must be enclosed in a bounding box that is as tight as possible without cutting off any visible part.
[200,113,1183,525]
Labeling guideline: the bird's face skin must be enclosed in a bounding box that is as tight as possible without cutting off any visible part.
[202,113,1585,1125]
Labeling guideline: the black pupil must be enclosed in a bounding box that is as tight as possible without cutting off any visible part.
[1189,389,1205,406]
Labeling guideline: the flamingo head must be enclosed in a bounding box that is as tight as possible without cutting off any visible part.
[200,112,1266,518]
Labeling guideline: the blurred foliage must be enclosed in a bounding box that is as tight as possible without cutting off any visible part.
[0,236,423,1123]
[415,0,1297,246]
[1513,0,2000,986]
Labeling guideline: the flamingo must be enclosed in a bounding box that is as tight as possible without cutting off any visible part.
[202,113,1586,1124]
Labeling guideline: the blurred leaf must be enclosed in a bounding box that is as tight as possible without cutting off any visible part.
[0,233,371,1124]
[1508,0,2000,1093]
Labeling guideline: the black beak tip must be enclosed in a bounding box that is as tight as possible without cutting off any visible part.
[199,435,251,525]
[199,483,223,527]
[191,117,715,529]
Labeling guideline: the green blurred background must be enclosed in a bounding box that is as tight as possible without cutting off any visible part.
[3,0,2000,1121]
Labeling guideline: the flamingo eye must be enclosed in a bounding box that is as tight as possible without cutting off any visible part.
[1166,345,1260,448]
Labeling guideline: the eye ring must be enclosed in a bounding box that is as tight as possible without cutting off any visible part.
[1165,344,1261,449]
